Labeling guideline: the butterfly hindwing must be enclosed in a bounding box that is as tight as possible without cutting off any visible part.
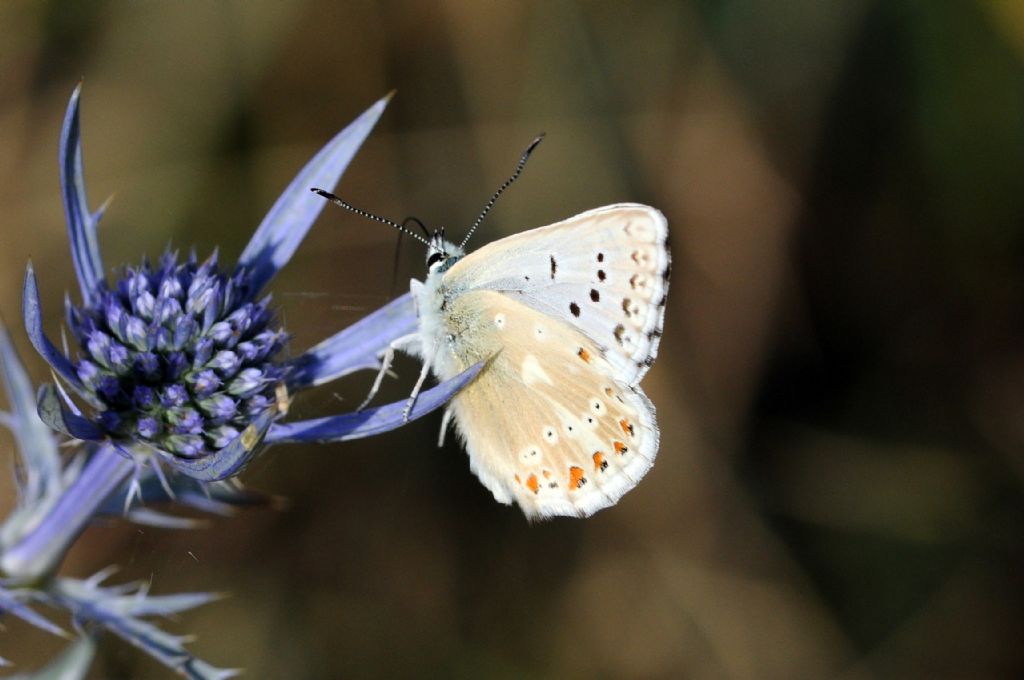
[442,204,669,386]
[439,289,658,518]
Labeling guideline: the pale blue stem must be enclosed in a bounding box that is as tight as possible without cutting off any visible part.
[1,445,133,584]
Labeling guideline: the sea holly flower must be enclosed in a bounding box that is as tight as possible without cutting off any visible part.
[22,85,477,481]
[1,87,481,676]
[5,86,480,585]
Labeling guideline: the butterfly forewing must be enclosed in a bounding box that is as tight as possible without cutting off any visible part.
[438,289,658,518]
[443,204,670,386]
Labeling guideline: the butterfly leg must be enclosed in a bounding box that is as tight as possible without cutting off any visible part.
[357,333,421,411]
[402,354,433,422]
[437,406,453,447]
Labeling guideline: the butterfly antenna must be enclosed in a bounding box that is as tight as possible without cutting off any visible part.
[311,188,432,247]
[390,217,428,297]
[403,215,431,240]
[459,133,545,249]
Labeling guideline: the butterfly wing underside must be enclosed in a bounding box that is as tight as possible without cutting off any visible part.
[443,204,670,387]
[443,290,658,518]
[430,203,669,517]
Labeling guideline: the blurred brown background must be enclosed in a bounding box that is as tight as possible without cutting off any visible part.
[2,1,1024,677]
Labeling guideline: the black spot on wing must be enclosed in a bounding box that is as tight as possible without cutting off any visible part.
[614,324,625,344]
[569,302,581,317]
[590,289,600,302]
[550,255,557,279]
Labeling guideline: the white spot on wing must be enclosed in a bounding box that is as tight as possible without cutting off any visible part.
[521,354,553,386]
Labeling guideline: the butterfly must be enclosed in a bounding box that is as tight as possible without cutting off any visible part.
[313,136,669,518]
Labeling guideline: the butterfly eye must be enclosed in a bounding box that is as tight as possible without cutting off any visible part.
[426,251,445,268]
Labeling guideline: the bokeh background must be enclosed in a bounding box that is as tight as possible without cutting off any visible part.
[2,1,1024,677]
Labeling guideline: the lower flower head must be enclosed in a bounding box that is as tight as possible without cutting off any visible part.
[67,251,286,458]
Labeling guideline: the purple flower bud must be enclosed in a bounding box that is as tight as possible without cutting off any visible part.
[228,367,264,397]
[132,385,157,409]
[207,425,240,449]
[208,350,240,376]
[236,341,258,362]
[186,278,215,313]
[226,305,253,336]
[77,360,101,386]
[124,315,148,350]
[243,394,271,417]
[127,268,149,293]
[137,416,160,439]
[192,337,214,367]
[172,316,198,350]
[158,275,183,302]
[199,394,237,422]
[134,351,160,380]
[165,434,204,458]
[209,321,235,346]
[155,297,183,325]
[188,369,221,398]
[97,375,121,401]
[168,407,204,435]
[108,343,131,374]
[152,326,172,352]
[161,384,188,408]
[135,288,156,319]
[87,331,112,368]
[254,330,285,357]
[201,289,222,331]
[105,303,126,340]
[165,352,188,380]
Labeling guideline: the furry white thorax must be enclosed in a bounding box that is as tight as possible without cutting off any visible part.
[411,238,465,382]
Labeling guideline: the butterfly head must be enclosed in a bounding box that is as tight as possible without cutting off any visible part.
[426,227,464,274]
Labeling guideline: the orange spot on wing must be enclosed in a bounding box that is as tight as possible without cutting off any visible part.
[592,451,606,472]
[604,387,614,397]
[569,466,586,489]
[577,347,591,363]
[614,440,628,455]
[619,419,634,437]
[526,474,540,494]
[542,470,551,479]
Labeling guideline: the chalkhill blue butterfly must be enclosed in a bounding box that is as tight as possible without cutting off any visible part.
[314,135,669,518]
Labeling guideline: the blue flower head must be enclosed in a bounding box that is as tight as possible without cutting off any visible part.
[22,86,481,483]
[65,250,286,458]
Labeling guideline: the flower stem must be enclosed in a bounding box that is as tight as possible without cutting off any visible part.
[1,444,133,584]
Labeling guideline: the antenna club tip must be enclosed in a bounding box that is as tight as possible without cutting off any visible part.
[384,89,397,101]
